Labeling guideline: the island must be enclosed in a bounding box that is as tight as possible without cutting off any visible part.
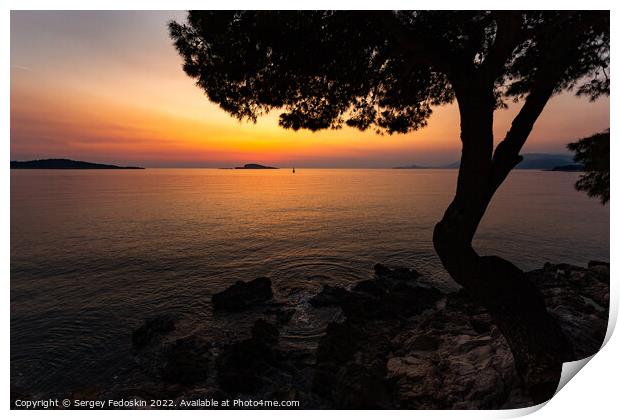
[234,163,278,169]
[549,164,584,172]
[394,153,575,171]
[10,159,144,170]
[392,162,459,169]
[392,164,428,169]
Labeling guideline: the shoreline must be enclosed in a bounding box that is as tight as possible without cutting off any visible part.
[11,260,609,409]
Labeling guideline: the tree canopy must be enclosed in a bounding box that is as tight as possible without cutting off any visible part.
[569,130,610,204]
[169,11,609,135]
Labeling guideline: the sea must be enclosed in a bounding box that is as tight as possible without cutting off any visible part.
[10,168,609,395]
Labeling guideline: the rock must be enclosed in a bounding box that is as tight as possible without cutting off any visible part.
[275,308,296,325]
[309,285,349,307]
[373,263,394,278]
[310,261,609,409]
[342,282,442,320]
[313,282,527,409]
[474,255,570,404]
[122,262,608,409]
[132,314,176,349]
[332,361,394,409]
[309,272,440,320]
[313,319,395,409]
[352,279,387,295]
[527,263,609,359]
[387,296,523,409]
[264,307,296,325]
[252,319,280,344]
[374,263,421,282]
[315,321,364,368]
[212,277,273,311]
[588,260,609,268]
[160,336,210,385]
[217,320,281,393]
[312,266,443,408]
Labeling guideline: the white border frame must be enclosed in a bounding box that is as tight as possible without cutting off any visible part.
[3,2,617,419]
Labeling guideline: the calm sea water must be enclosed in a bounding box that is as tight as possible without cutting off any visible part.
[11,169,609,394]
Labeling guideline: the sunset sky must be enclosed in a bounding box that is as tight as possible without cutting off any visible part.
[11,11,610,168]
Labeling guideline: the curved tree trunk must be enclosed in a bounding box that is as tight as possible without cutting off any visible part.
[433,82,573,404]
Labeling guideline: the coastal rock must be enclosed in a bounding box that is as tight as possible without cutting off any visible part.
[312,267,443,408]
[123,262,608,409]
[275,308,296,325]
[217,319,282,393]
[212,277,273,311]
[309,264,440,319]
[251,319,280,344]
[312,288,525,409]
[160,336,210,385]
[373,263,422,283]
[132,314,176,349]
[310,261,608,409]
[343,282,442,320]
[264,306,296,325]
[309,285,349,307]
[388,292,525,409]
[313,319,395,408]
[528,262,609,359]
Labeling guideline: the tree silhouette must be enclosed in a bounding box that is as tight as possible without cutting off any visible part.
[169,11,609,403]
[568,130,610,204]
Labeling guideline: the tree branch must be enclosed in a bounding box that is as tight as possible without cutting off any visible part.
[491,77,557,190]
[481,12,524,82]
[490,12,589,191]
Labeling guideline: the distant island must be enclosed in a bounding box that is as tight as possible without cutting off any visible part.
[393,161,461,169]
[394,153,575,171]
[549,164,584,172]
[234,163,278,169]
[10,159,144,169]
[392,164,429,169]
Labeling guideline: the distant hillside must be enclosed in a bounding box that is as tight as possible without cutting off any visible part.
[393,164,428,169]
[10,159,144,169]
[392,162,457,169]
[515,153,574,169]
[437,161,461,169]
[394,153,574,170]
[234,163,278,169]
[550,164,584,172]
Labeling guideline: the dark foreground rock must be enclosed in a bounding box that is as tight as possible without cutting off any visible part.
[528,262,609,359]
[161,336,211,385]
[386,290,526,409]
[113,262,607,410]
[212,277,273,311]
[309,285,349,307]
[264,307,296,325]
[311,262,608,409]
[216,319,283,393]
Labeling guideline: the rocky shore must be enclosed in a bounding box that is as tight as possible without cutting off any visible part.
[14,261,609,409]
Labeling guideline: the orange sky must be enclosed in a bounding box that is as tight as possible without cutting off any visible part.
[10,11,610,168]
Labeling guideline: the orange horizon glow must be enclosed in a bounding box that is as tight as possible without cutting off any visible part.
[10,11,610,168]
